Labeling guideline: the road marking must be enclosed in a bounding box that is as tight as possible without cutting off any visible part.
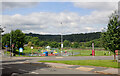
[15,62,24,63]
[31,72,39,74]
[19,69,27,72]
[0,68,3,69]
[56,57,63,58]
[40,69,46,71]
[76,67,94,71]
[25,60,29,61]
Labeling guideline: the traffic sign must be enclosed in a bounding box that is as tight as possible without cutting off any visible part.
[12,44,14,47]
[31,46,33,49]
[5,45,8,47]
[19,48,23,52]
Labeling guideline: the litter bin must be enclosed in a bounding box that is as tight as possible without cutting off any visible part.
[45,51,48,56]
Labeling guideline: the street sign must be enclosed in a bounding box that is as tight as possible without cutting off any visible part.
[12,44,14,47]
[5,45,8,47]
[61,44,63,48]
[31,46,33,49]
[19,48,23,52]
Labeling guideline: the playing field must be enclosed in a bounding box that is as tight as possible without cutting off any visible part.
[69,50,114,56]
[13,46,114,56]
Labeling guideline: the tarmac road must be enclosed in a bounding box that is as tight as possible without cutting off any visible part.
[1,56,118,76]
[17,56,116,63]
[2,56,115,62]
[1,59,99,76]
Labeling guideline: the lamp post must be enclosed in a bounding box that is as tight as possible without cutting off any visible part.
[61,22,63,55]
[61,33,63,51]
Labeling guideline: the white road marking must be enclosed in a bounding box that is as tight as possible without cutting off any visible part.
[15,62,24,63]
[0,68,4,69]
[19,69,27,72]
[31,72,39,74]
[25,60,29,61]
[40,69,46,71]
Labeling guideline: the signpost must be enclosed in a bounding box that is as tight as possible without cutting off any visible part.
[19,48,23,56]
[12,44,14,56]
[31,46,33,56]
[92,43,95,56]
[5,45,8,55]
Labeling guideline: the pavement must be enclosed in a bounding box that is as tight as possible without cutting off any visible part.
[32,62,119,75]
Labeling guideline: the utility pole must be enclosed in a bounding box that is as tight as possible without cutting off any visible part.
[10,25,12,57]
[0,25,4,56]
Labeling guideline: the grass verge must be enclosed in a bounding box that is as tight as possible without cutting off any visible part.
[39,60,119,68]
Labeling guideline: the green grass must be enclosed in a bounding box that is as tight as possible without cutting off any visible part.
[39,60,119,68]
[15,54,43,57]
[69,50,114,56]
[23,47,41,53]
[13,46,114,56]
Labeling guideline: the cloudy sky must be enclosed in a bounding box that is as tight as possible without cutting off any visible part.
[1,1,118,35]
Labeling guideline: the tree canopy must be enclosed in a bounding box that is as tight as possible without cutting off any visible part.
[2,29,25,50]
[25,32,101,42]
[101,12,120,53]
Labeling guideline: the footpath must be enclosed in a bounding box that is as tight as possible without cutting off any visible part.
[36,62,119,75]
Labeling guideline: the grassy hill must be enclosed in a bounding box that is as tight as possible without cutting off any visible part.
[25,32,101,42]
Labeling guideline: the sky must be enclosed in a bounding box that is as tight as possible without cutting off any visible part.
[1,1,118,35]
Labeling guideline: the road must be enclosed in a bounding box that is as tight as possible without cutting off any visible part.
[0,56,118,76]
[1,58,99,76]
[2,56,115,62]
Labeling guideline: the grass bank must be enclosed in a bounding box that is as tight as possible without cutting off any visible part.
[39,60,119,68]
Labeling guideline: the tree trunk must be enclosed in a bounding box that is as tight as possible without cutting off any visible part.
[114,53,116,62]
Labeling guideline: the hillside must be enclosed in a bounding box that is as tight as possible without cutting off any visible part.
[25,32,101,42]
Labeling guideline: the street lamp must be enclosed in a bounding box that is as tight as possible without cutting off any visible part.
[61,22,63,55]
[61,33,63,51]
[10,25,13,57]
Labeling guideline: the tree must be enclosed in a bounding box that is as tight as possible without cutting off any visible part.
[11,29,25,50]
[71,42,79,48]
[2,33,10,47]
[31,37,40,46]
[2,29,25,54]
[49,41,59,48]
[63,40,70,47]
[25,36,32,44]
[28,42,32,47]
[39,41,48,47]
[101,12,120,61]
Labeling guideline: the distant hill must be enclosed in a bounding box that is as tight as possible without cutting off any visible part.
[25,32,101,42]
